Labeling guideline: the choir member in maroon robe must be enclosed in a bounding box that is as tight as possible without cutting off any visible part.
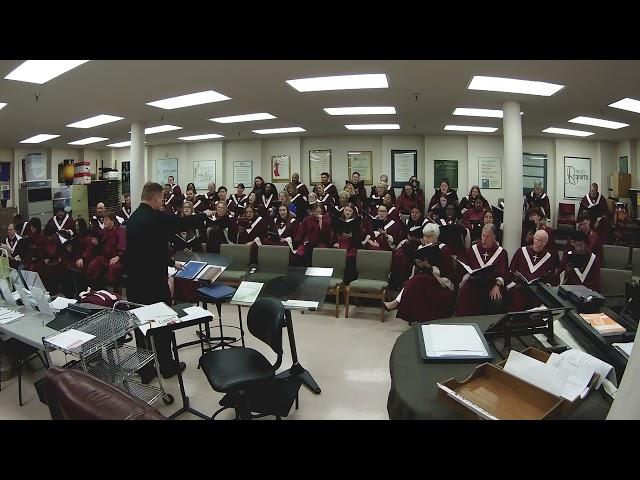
[294,203,333,266]
[167,175,183,212]
[21,217,46,274]
[564,212,603,257]
[522,207,559,264]
[428,179,458,212]
[90,202,109,238]
[257,182,278,218]
[36,223,68,293]
[86,213,124,288]
[174,201,204,252]
[436,205,469,258]
[579,182,611,245]
[362,205,405,251]
[524,181,551,219]
[383,193,400,222]
[2,224,22,267]
[320,171,340,204]
[558,230,602,292]
[343,183,363,214]
[47,206,76,238]
[329,191,350,219]
[237,205,268,264]
[507,230,558,311]
[291,173,310,200]
[120,193,133,222]
[456,224,509,316]
[64,218,95,276]
[405,207,428,233]
[228,183,247,217]
[368,183,386,217]
[463,197,487,242]
[243,191,259,219]
[287,182,308,220]
[384,224,455,323]
[205,201,233,254]
[370,175,396,202]
[162,184,175,214]
[205,181,219,208]
[252,176,265,198]
[331,204,361,283]
[396,184,421,215]
[458,185,489,215]
[266,205,300,264]
[390,224,423,288]
[346,172,368,205]
[314,183,335,210]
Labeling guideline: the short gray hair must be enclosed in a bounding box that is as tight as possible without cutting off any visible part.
[534,180,543,188]
[423,223,440,239]
[482,223,497,238]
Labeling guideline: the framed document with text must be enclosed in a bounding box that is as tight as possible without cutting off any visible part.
[434,160,458,189]
[309,150,331,184]
[233,161,253,188]
[271,155,290,183]
[348,151,373,185]
[391,150,417,188]
[478,157,502,189]
[564,156,591,199]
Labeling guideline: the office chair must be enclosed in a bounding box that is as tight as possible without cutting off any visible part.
[0,338,48,406]
[199,297,301,420]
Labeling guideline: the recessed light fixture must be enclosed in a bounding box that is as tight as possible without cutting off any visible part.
[210,113,276,123]
[542,127,594,137]
[107,141,131,148]
[146,90,231,110]
[68,137,109,145]
[145,125,182,135]
[252,127,306,135]
[468,75,565,96]
[568,116,629,129]
[5,60,89,84]
[609,98,640,114]
[345,124,400,130]
[444,125,498,133]
[286,74,388,92]
[453,108,524,117]
[0,103,6,110]
[177,133,225,141]
[67,114,124,128]
[20,134,60,144]
[324,106,396,115]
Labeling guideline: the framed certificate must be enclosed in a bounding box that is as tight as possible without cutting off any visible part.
[478,157,502,189]
[564,156,591,199]
[309,150,331,184]
[348,151,373,186]
[233,161,253,188]
[271,155,291,183]
[193,160,216,190]
[391,150,417,188]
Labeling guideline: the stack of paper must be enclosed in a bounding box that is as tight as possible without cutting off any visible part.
[131,302,178,326]
[422,324,489,358]
[231,281,264,306]
[49,296,78,311]
[305,267,333,277]
[282,300,319,309]
[179,306,213,322]
[46,329,96,350]
[0,307,25,325]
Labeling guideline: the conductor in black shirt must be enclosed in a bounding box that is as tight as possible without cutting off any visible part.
[126,182,214,381]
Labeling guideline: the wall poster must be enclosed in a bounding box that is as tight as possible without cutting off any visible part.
[121,161,130,194]
[309,150,331,184]
[478,157,502,189]
[347,151,373,186]
[193,160,216,190]
[564,156,591,199]
[155,158,178,185]
[271,155,291,183]
[233,161,253,188]
[391,150,417,188]
[433,160,458,189]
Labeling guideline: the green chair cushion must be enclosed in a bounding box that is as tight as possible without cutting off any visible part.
[349,279,388,293]
[219,270,247,282]
[327,278,343,290]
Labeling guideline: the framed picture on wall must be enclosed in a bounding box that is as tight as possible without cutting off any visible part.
[348,151,373,186]
[309,150,331,184]
[433,160,458,189]
[391,150,417,188]
[155,158,178,185]
[271,155,291,183]
[620,156,629,174]
[564,156,591,199]
[478,157,502,189]
[193,160,216,190]
[233,161,253,188]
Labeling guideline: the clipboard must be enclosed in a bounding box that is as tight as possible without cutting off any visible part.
[417,323,494,363]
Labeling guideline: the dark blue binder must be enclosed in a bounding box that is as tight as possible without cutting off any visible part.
[175,261,207,280]
[197,284,237,300]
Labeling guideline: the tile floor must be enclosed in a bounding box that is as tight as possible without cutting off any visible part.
[0,301,409,420]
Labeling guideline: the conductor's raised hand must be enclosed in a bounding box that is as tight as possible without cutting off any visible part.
[203,209,215,217]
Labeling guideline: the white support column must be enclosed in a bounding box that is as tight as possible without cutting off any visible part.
[502,101,523,256]
[130,122,145,210]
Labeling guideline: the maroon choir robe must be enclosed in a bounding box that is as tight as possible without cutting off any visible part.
[90,215,109,239]
[206,214,233,254]
[168,184,184,211]
[385,205,401,223]
[322,182,340,204]
[436,218,468,259]
[227,194,247,216]
[396,268,454,324]
[558,251,601,292]
[40,235,66,291]
[4,233,22,268]
[63,233,96,274]
[87,227,125,286]
[294,214,333,257]
[524,191,551,219]
[205,190,219,208]
[370,186,396,203]
[191,195,209,214]
[579,192,610,244]
[23,231,46,273]
[237,216,268,263]
[463,208,485,241]
[390,237,422,288]
[290,192,308,218]
[363,218,405,251]
[266,217,299,263]
[456,241,509,316]
[563,229,602,257]
[257,193,277,218]
[507,246,558,311]
[47,214,76,236]
[331,217,361,259]
[395,193,420,215]
[428,190,459,211]
[316,193,335,211]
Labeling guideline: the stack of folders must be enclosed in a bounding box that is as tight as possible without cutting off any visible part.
[579,313,626,336]
[0,307,25,325]
[420,324,492,360]
[503,349,613,401]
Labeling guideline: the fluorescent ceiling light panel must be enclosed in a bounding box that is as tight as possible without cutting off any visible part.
[467,75,564,96]
[286,74,388,92]
[145,125,182,135]
[542,127,594,137]
[147,90,231,109]
[107,141,131,147]
[609,98,640,114]
[324,106,396,115]
[5,60,89,84]
[66,114,124,128]
[568,116,629,129]
[444,125,498,133]
[210,113,276,123]
[0,103,6,110]
[345,124,400,130]
[68,137,109,145]
[178,133,225,141]
[453,108,503,118]
[20,134,60,143]
[253,127,306,134]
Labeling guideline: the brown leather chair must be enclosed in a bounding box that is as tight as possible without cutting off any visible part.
[43,367,166,420]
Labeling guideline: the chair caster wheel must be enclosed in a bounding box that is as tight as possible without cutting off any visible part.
[162,394,174,405]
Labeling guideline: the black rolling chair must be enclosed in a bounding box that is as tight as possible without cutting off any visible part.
[0,338,49,406]
[199,297,301,420]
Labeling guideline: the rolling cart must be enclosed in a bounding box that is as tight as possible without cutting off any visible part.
[43,301,174,407]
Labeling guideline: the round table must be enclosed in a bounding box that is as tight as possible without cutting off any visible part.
[387,315,612,420]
